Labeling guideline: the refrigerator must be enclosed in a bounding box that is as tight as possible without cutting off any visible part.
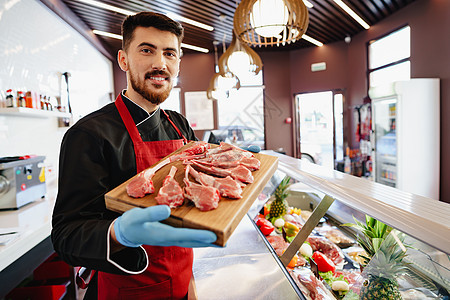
[368,78,440,199]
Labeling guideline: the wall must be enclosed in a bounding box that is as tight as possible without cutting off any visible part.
[0,0,114,178]
[259,51,293,156]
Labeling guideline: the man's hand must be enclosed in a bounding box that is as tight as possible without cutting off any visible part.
[112,205,217,248]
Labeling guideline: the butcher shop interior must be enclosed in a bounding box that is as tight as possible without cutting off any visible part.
[0,0,449,299]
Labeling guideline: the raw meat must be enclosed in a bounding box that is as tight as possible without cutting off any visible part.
[169,141,210,162]
[266,235,289,257]
[307,236,345,265]
[189,161,254,184]
[206,142,254,158]
[183,166,220,211]
[186,165,243,199]
[265,235,306,267]
[155,166,184,208]
[126,158,171,198]
[289,269,334,300]
[193,156,260,171]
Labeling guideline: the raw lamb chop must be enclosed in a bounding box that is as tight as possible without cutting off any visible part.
[169,141,210,162]
[155,166,184,208]
[186,165,243,199]
[183,166,220,211]
[189,161,254,184]
[126,158,170,198]
[193,156,260,171]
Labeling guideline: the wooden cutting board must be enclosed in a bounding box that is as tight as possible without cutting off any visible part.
[105,142,278,246]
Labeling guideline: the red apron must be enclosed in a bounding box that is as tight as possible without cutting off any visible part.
[97,95,192,300]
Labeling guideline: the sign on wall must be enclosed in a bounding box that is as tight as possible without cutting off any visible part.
[184,91,214,130]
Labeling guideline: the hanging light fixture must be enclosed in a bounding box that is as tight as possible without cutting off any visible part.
[207,41,241,101]
[206,73,241,101]
[218,31,263,79]
[234,0,309,47]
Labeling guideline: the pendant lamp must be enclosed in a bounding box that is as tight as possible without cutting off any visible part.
[206,41,241,101]
[234,0,309,47]
[206,73,241,101]
[218,32,263,78]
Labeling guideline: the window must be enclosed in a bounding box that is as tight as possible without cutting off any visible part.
[216,72,265,149]
[368,26,410,88]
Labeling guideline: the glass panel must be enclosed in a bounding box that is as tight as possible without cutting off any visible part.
[369,61,410,88]
[373,97,397,186]
[369,26,410,70]
[216,86,265,149]
[297,91,334,168]
[334,93,344,162]
[251,167,449,300]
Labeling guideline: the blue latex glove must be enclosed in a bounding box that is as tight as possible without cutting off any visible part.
[114,205,218,248]
[241,145,261,153]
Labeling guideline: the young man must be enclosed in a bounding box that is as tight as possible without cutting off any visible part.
[52,12,217,299]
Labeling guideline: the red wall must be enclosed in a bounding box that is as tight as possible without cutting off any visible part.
[259,51,293,156]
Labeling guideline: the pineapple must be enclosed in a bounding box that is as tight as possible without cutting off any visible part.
[269,176,291,218]
[344,216,408,300]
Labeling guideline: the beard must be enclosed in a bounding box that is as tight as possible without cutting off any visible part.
[129,69,173,105]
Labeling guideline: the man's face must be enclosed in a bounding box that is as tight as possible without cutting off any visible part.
[121,26,180,105]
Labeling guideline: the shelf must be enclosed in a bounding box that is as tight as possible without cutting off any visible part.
[0,107,71,118]
[378,176,396,184]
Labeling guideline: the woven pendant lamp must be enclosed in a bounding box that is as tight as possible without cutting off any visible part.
[234,0,309,47]
[206,41,241,101]
[218,32,263,78]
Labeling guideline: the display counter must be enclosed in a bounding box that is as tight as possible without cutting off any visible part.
[1,151,448,299]
[194,151,450,299]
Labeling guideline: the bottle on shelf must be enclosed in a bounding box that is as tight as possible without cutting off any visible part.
[17,91,26,107]
[6,89,16,108]
[25,91,33,108]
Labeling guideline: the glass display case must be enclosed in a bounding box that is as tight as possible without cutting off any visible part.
[246,151,449,299]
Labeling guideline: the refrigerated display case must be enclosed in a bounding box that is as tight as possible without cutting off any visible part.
[369,78,440,199]
[192,151,449,299]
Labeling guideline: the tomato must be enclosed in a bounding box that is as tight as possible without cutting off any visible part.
[312,251,336,273]
[256,216,275,236]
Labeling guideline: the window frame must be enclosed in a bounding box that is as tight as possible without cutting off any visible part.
[366,24,411,90]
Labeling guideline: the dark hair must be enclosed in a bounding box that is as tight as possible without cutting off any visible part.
[121,12,184,51]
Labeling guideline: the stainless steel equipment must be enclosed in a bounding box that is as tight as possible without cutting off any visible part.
[0,156,46,210]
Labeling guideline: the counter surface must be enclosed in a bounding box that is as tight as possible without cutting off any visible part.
[0,180,56,272]
[193,214,300,300]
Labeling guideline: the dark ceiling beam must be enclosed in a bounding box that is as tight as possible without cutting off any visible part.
[38,0,115,60]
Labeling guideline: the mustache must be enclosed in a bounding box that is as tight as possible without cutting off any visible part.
[145,70,170,79]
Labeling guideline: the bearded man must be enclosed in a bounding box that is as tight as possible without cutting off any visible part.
[52,12,217,300]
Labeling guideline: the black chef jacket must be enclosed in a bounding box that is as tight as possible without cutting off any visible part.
[51,93,197,296]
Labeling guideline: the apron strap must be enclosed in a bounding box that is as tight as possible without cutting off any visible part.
[115,95,143,143]
[115,95,188,145]
[161,109,188,145]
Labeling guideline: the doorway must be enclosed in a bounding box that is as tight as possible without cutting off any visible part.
[294,90,344,169]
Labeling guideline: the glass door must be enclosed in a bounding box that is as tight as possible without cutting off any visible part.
[372,97,397,187]
[295,91,342,169]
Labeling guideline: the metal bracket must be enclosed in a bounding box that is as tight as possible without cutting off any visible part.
[280,195,335,267]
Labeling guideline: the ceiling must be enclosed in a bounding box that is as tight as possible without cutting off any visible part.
[56,0,418,56]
